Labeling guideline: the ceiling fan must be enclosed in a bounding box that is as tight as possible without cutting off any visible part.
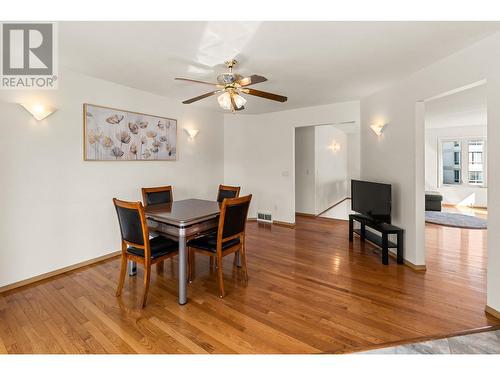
[175,59,287,112]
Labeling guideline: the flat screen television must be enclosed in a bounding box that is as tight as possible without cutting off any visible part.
[351,180,391,223]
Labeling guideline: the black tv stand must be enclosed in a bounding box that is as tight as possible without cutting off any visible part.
[349,214,404,265]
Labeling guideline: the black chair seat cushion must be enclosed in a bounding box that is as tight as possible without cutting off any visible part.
[127,235,178,259]
[187,234,240,253]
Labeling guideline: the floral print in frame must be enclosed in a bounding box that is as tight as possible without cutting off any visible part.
[84,104,177,161]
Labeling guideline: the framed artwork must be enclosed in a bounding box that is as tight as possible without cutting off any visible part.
[83,103,177,161]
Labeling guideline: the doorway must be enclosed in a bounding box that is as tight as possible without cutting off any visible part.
[294,122,360,220]
[424,82,487,228]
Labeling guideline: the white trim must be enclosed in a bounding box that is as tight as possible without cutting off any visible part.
[424,80,487,103]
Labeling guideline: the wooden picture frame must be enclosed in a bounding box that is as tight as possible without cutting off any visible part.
[83,103,177,161]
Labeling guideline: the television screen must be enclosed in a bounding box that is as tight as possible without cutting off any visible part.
[351,180,391,223]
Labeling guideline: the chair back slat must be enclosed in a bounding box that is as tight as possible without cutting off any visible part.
[217,185,241,203]
[113,199,147,246]
[219,195,252,239]
[142,186,173,207]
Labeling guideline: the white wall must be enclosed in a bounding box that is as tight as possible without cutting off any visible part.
[360,31,500,312]
[0,67,224,288]
[295,126,316,214]
[295,124,353,215]
[224,101,360,223]
[425,125,487,207]
[315,125,348,214]
[346,131,361,196]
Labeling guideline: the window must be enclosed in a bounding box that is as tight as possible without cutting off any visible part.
[469,152,482,164]
[442,140,461,185]
[441,138,486,187]
[469,171,483,185]
[468,139,485,185]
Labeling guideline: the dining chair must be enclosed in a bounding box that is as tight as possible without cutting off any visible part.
[113,198,179,308]
[216,184,241,203]
[141,185,174,272]
[141,185,173,207]
[187,194,252,298]
[211,185,242,269]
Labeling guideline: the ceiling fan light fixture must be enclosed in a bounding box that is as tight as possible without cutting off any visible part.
[217,91,247,111]
[177,59,287,110]
[217,91,232,110]
[232,92,247,109]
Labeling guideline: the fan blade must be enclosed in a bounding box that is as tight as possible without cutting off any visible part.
[241,88,287,102]
[237,75,267,87]
[175,77,219,86]
[182,91,219,104]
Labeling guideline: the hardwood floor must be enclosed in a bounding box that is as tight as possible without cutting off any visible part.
[0,216,498,354]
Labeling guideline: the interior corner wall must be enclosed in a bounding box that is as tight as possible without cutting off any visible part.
[346,130,361,196]
[0,67,225,288]
[295,126,316,214]
[223,101,360,223]
[359,30,500,312]
[486,71,500,313]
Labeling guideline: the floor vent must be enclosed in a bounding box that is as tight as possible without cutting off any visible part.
[257,211,273,223]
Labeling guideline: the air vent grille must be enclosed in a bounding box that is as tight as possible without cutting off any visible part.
[257,211,272,223]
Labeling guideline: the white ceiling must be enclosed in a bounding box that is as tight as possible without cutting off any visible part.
[425,84,487,129]
[59,21,500,114]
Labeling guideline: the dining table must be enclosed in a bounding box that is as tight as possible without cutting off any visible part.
[127,198,240,305]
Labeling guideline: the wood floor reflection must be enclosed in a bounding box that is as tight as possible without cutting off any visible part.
[0,216,498,353]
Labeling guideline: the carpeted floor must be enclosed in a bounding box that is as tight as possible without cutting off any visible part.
[425,211,487,229]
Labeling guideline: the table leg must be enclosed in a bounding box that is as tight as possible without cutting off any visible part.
[382,233,389,265]
[349,217,353,242]
[397,231,404,264]
[234,251,242,268]
[360,223,366,241]
[178,233,187,305]
[128,260,137,276]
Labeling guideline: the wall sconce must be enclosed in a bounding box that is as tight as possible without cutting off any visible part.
[329,142,341,153]
[20,103,57,121]
[184,128,199,140]
[370,122,387,136]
